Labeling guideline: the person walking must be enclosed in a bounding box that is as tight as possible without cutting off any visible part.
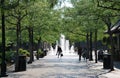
[81,48,87,60]
[77,46,82,61]
[56,45,62,58]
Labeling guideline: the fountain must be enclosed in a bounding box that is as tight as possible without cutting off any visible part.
[60,34,65,52]
[49,34,76,55]
[65,40,70,52]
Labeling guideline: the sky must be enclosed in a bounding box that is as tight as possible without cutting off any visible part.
[60,0,73,8]
[54,0,73,10]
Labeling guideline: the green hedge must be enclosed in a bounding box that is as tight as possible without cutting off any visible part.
[19,48,30,57]
[0,51,16,64]
[0,48,30,64]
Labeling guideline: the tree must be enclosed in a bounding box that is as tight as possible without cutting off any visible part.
[5,0,36,71]
[97,0,120,11]
[73,0,120,70]
[95,0,120,71]
[0,0,20,76]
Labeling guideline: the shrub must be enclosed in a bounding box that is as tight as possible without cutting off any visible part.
[36,49,44,58]
[6,51,16,63]
[38,49,44,55]
[0,51,16,63]
[19,48,30,57]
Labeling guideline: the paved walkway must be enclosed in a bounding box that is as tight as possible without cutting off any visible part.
[87,60,120,78]
[3,55,100,78]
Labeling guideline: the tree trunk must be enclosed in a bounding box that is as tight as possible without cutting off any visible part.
[36,37,41,60]
[0,0,7,76]
[94,29,98,63]
[89,32,93,61]
[31,28,34,61]
[15,20,21,71]
[28,27,34,63]
[86,32,89,60]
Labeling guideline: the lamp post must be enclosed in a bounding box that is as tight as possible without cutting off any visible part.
[0,0,8,77]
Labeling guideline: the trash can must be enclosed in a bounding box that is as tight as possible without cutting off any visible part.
[18,55,26,71]
[103,54,111,69]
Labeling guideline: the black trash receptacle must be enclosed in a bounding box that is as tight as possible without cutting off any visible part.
[18,55,26,71]
[103,54,111,69]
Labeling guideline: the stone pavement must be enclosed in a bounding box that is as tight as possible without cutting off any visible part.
[87,59,120,78]
[87,60,110,78]
[2,55,101,78]
[2,54,120,78]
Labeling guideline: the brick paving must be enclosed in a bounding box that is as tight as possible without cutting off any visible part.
[2,54,107,78]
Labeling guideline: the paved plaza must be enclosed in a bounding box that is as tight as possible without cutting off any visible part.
[2,54,105,78]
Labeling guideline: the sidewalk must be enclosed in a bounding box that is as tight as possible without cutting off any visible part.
[2,54,120,78]
[87,60,120,78]
[3,55,97,78]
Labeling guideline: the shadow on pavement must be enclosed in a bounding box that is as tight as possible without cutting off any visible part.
[114,61,120,69]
